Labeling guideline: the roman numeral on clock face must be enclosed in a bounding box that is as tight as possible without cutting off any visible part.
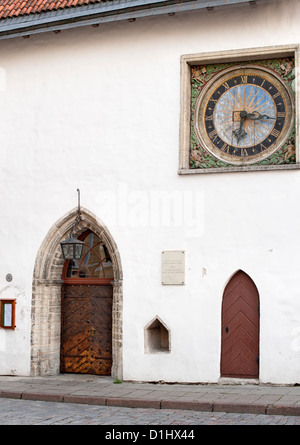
[208,129,218,142]
[270,128,281,138]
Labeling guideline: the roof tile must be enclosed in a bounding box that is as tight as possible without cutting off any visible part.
[0,0,104,19]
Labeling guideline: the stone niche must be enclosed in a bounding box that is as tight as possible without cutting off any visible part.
[144,316,170,354]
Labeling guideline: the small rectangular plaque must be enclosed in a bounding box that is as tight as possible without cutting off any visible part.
[162,250,185,285]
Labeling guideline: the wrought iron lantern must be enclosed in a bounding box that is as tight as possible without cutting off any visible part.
[60,189,84,260]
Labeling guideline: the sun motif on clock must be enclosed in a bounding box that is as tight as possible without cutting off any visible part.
[194,65,294,165]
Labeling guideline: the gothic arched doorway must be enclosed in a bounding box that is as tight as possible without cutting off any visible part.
[31,208,123,379]
[221,270,260,379]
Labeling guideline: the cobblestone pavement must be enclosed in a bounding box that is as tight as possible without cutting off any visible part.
[0,398,300,425]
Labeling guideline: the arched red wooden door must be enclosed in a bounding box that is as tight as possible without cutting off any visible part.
[221,270,260,379]
[60,230,114,375]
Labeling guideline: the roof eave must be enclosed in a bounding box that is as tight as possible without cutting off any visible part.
[0,0,256,40]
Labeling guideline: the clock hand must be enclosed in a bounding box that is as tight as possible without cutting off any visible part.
[232,109,275,142]
[247,111,275,120]
[233,110,247,142]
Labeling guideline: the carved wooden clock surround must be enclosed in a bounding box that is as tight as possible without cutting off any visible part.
[179,46,298,174]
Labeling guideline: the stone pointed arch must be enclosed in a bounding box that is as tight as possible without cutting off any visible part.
[31,207,123,379]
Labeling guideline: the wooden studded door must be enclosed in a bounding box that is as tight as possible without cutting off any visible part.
[60,230,114,375]
[61,284,113,375]
[221,270,259,379]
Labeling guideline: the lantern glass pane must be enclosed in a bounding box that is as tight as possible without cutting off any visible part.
[62,244,70,259]
[62,243,75,260]
[75,244,84,259]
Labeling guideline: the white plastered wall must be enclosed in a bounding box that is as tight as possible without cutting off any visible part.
[0,0,299,383]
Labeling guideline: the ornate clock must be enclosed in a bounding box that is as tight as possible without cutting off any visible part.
[192,62,295,167]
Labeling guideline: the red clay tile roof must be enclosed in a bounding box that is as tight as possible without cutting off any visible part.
[0,0,104,19]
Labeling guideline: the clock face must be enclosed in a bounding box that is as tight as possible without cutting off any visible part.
[194,66,294,165]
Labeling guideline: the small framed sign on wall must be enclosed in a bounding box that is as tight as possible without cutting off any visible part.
[0,300,16,330]
[161,250,185,285]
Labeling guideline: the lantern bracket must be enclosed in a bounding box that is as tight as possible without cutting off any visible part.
[69,188,82,238]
